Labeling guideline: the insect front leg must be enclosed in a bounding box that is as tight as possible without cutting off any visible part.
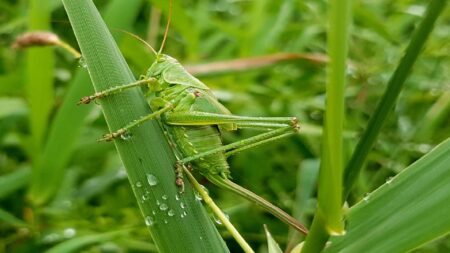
[77,78,157,104]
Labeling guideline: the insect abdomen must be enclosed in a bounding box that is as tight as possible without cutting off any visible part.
[169,125,230,178]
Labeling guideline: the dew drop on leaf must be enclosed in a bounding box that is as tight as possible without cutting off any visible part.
[200,184,209,194]
[120,132,132,140]
[386,177,393,184]
[363,193,370,202]
[78,57,87,68]
[213,215,223,225]
[146,174,158,186]
[145,216,154,226]
[159,203,168,211]
[194,191,203,201]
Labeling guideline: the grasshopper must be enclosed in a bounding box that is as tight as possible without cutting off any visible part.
[78,3,308,235]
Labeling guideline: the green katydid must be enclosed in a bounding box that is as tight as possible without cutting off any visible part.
[78,3,308,235]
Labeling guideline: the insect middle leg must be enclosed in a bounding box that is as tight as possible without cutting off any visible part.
[98,92,198,141]
[99,103,173,141]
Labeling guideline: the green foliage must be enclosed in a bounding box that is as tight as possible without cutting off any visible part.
[326,138,450,253]
[0,0,448,252]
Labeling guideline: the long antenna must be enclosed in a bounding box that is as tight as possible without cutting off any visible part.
[116,29,158,56]
[157,0,172,55]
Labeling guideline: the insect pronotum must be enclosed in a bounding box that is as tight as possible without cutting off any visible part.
[78,1,308,235]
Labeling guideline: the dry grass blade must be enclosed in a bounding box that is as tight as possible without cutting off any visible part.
[185,53,328,75]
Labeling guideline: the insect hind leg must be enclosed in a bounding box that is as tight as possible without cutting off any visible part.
[178,126,297,164]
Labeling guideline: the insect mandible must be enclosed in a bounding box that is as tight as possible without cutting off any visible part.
[78,1,307,235]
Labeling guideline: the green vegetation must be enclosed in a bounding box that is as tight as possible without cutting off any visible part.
[0,0,448,252]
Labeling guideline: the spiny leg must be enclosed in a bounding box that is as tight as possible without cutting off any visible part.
[165,111,299,164]
[99,103,173,141]
[224,131,295,157]
[78,78,157,105]
[178,126,297,165]
[99,89,200,141]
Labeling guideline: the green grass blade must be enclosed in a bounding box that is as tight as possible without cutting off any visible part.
[61,0,229,252]
[264,225,283,253]
[26,0,54,154]
[353,3,398,45]
[343,0,448,196]
[28,0,142,206]
[319,0,352,234]
[326,138,450,253]
[303,0,352,250]
[287,160,320,251]
[0,167,30,199]
[413,91,450,142]
[252,0,295,54]
[44,230,129,253]
[317,0,352,233]
[0,208,27,227]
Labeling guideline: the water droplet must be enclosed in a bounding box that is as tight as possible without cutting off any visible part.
[162,194,168,200]
[194,191,203,201]
[363,193,370,202]
[120,132,132,140]
[78,57,87,68]
[135,181,142,188]
[142,191,150,201]
[152,210,156,215]
[146,174,158,186]
[145,216,154,226]
[386,177,394,184]
[63,228,76,238]
[175,194,180,201]
[159,203,168,211]
[182,211,187,217]
[116,168,127,178]
[180,202,186,209]
[200,184,209,194]
[156,200,161,206]
[42,233,62,243]
[164,219,168,224]
[199,236,203,240]
[214,215,223,225]
[418,144,432,153]
[168,209,175,217]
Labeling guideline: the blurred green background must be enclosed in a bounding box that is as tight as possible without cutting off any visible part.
[0,0,448,252]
